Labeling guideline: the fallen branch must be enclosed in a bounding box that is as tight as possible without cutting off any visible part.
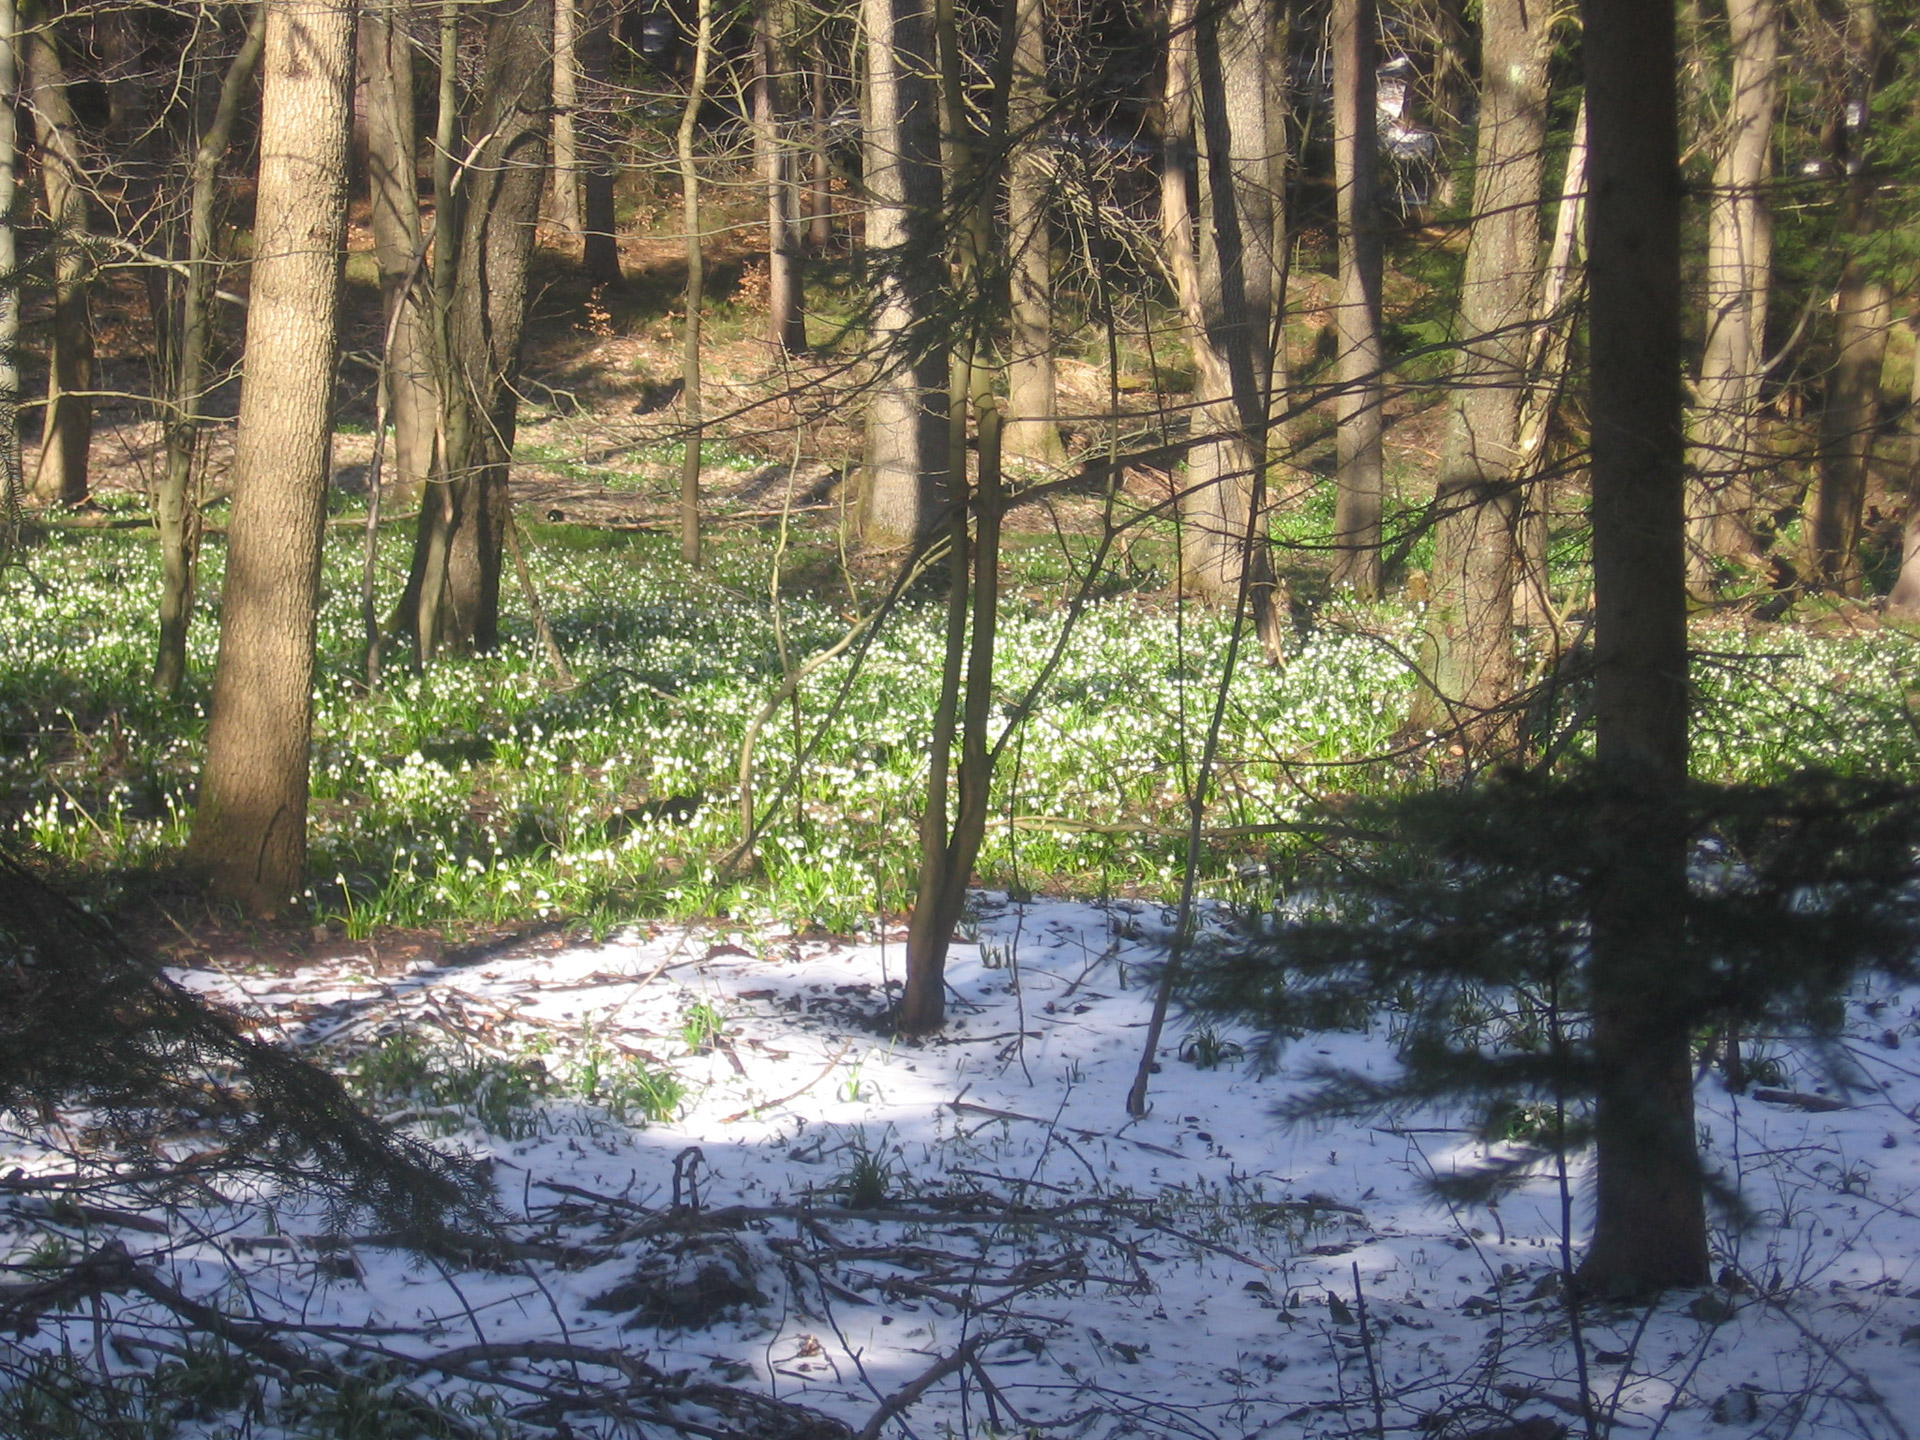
[855,1334,985,1440]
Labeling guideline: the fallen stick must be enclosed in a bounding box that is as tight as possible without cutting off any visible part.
[855,1334,985,1440]
[720,1041,851,1123]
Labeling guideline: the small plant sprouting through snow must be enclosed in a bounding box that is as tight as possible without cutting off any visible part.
[1179,1024,1244,1070]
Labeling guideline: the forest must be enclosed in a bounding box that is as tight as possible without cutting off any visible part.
[5,0,1920,1435]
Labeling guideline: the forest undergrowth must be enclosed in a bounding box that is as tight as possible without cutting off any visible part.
[4,513,1916,947]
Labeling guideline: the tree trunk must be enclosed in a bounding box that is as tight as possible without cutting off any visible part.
[807,48,833,250]
[756,0,806,353]
[1330,0,1384,596]
[1580,0,1709,1295]
[0,0,19,548]
[857,0,948,544]
[1886,313,1920,614]
[188,0,355,918]
[1513,97,1588,630]
[678,0,713,563]
[361,0,437,504]
[1812,0,1884,595]
[577,0,621,286]
[1411,0,1553,744]
[551,0,582,232]
[1002,0,1060,465]
[155,4,268,698]
[1684,0,1778,590]
[408,0,552,657]
[1159,0,1287,659]
[21,0,91,509]
[898,402,1002,1033]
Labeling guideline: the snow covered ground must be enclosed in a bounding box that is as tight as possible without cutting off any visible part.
[13,895,1920,1438]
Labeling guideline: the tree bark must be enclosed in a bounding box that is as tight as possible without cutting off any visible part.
[756,0,806,354]
[577,0,620,286]
[807,45,834,251]
[361,0,437,504]
[898,402,1002,1033]
[1580,0,1709,1295]
[857,0,948,544]
[678,0,712,563]
[1684,0,1778,589]
[188,0,356,918]
[551,0,582,232]
[0,0,19,546]
[1159,0,1287,659]
[1411,0,1553,744]
[1886,312,1920,614]
[1330,0,1383,596]
[154,5,268,698]
[1811,0,1884,595]
[408,0,552,657]
[1002,0,1060,465]
[21,0,92,508]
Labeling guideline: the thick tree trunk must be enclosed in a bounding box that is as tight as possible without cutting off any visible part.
[188,0,355,918]
[1412,0,1553,744]
[154,6,268,698]
[1002,0,1060,466]
[1159,0,1286,658]
[857,0,947,544]
[1684,0,1778,589]
[361,0,437,504]
[678,0,712,564]
[755,0,806,354]
[1580,0,1709,1295]
[409,0,552,657]
[1330,0,1384,596]
[21,0,91,508]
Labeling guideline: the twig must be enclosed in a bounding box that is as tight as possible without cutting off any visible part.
[719,1041,851,1122]
[855,1335,985,1440]
[1352,1262,1386,1440]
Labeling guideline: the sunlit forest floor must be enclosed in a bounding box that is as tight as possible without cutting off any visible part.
[8,209,1920,1436]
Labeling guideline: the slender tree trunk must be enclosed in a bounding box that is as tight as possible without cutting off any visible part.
[408,0,553,657]
[0,0,19,548]
[154,5,268,698]
[21,0,91,508]
[678,0,712,563]
[1412,0,1553,744]
[1580,0,1709,1296]
[1684,0,1778,589]
[361,0,436,504]
[1812,0,1883,595]
[756,0,806,353]
[857,0,947,544]
[807,47,833,250]
[1513,98,1588,629]
[1330,0,1384,595]
[899,403,1002,1032]
[578,0,621,285]
[1886,313,1920,614]
[551,0,582,232]
[188,0,356,918]
[1002,0,1060,465]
